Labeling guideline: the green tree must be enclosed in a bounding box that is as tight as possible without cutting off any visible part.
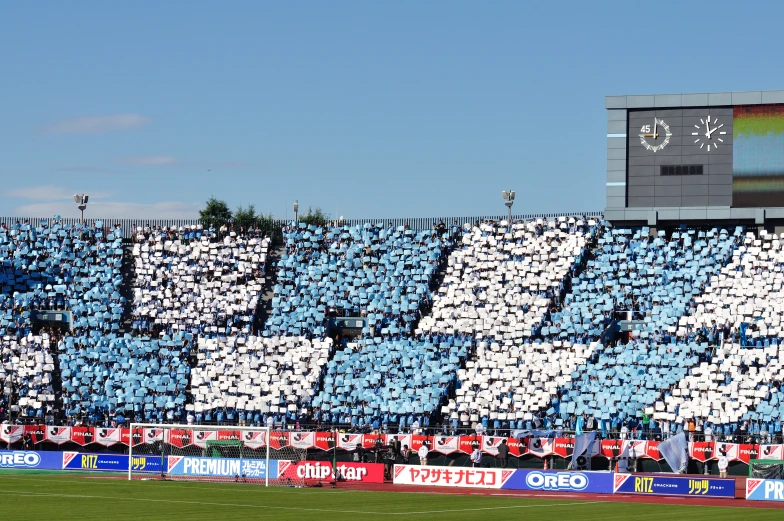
[233,204,257,232]
[300,206,329,227]
[199,196,232,229]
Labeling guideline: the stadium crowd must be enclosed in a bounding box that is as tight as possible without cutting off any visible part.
[2,215,784,443]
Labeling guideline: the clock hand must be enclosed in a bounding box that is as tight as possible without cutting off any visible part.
[653,119,658,141]
[705,117,711,138]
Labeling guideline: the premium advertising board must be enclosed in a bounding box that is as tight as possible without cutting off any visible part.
[166,456,279,479]
[613,473,735,498]
[278,461,385,483]
[747,479,784,501]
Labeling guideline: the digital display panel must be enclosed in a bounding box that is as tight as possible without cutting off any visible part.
[733,104,784,207]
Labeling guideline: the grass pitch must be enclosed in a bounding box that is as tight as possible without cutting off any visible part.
[0,471,782,520]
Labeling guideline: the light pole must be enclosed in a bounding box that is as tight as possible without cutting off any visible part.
[293,200,299,225]
[73,194,89,223]
[502,190,515,228]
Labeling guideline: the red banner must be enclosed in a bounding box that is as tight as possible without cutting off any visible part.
[278,460,385,483]
[24,425,46,444]
[459,435,483,455]
[70,426,94,446]
[3,425,769,464]
[361,433,386,449]
[167,429,193,448]
[314,432,335,451]
[736,444,759,464]
[507,437,525,457]
[269,431,289,450]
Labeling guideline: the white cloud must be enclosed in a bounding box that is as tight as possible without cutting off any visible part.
[45,114,150,134]
[12,201,201,219]
[121,156,179,165]
[4,185,111,200]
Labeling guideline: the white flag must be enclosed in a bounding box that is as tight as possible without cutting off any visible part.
[659,432,689,473]
[570,432,596,469]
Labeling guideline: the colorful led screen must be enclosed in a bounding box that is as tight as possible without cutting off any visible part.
[733,104,784,207]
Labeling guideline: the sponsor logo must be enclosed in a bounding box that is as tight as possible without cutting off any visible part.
[295,462,368,481]
[763,480,784,500]
[62,452,78,467]
[0,452,41,468]
[525,471,588,491]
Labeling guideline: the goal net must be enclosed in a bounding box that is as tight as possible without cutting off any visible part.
[128,424,306,486]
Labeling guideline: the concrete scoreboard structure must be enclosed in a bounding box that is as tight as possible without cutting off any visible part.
[605,91,784,225]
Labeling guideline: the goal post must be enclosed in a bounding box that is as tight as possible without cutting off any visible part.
[127,423,306,486]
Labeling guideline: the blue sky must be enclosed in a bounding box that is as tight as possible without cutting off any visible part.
[1,1,782,220]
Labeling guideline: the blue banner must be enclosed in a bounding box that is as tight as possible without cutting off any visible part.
[747,479,784,501]
[167,456,278,479]
[0,450,62,470]
[501,469,615,494]
[62,452,164,473]
[614,474,734,498]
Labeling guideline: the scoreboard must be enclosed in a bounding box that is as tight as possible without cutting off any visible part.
[605,91,784,224]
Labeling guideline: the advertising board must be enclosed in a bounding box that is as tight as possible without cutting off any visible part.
[61,452,164,473]
[393,464,514,488]
[166,456,278,479]
[0,450,63,470]
[501,469,614,494]
[747,479,784,501]
[392,465,614,493]
[278,461,384,483]
[613,473,735,498]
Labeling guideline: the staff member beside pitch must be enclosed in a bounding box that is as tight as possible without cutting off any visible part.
[717,452,729,478]
[418,442,429,465]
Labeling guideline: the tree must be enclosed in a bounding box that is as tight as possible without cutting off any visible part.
[233,204,257,232]
[199,197,232,229]
[300,206,329,227]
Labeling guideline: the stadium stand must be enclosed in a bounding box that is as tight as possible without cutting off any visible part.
[131,225,269,337]
[190,335,332,424]
[663,230,784,439]
[268,223,445,338]
[0,217,124,420]
[430,217,601,431]
[6,213,784,442]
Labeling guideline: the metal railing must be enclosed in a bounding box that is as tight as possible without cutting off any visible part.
[0,211,604,240]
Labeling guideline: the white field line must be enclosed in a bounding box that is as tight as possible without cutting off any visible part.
[0,491,601,515]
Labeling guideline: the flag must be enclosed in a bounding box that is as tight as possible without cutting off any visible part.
[570,432,596,469]
[659,432,689,473]
[575,416,584,436]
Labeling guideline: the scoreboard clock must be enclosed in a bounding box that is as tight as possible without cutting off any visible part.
[638,117,672,152]
[690,115,728,152]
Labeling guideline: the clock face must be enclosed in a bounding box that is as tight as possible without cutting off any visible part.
[691,115,727,152]
[638,117,672,152]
